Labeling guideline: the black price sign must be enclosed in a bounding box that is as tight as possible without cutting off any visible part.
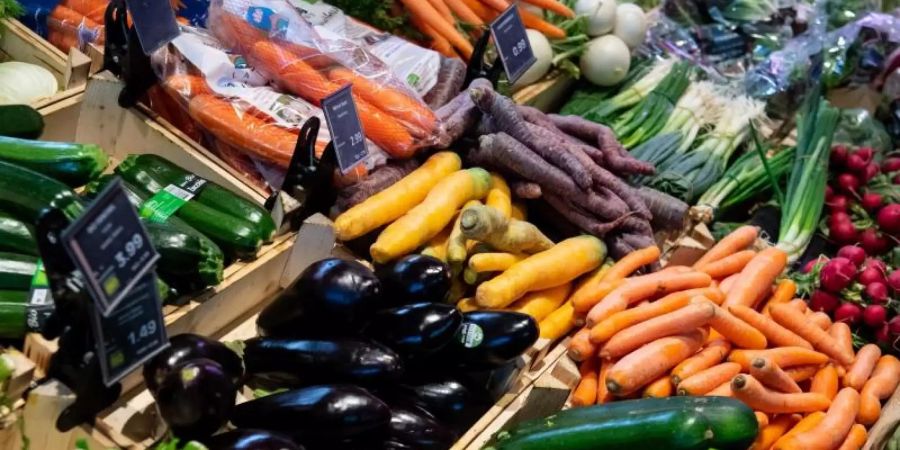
[322,84,368,175]
[125,0,180,54]
[62,177,160,317]
[490,5,536,84]
[90,272,168,387]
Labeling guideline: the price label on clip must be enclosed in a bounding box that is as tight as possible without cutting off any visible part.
[322,84,368,175]
[125,0,181,54]
[490,5,536,84]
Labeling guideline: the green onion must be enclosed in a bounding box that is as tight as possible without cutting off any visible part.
[658,81,721,153]
[696,146,795,217]
[585,58,676,122]
[776,94,840,262]
[611,61,693,148]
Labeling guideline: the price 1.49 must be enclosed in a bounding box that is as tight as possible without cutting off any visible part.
[127,319,158,345]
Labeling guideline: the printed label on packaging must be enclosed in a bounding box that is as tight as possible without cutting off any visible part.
[458,323,484,348]
[140,175,207,223]
[26,260,54,333]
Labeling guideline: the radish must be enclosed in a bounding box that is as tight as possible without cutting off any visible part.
[860,228,890,255]
[831,145,849,166]
[876,204,900,234]
[809,290,840,313]
[827,194,849,212]
[866,282,890,304]
[861,192,883,212]
[864,304,888,328]
[802,256,828,273]
[834,302,863,325]
[829,221,859,244]
[858,266,886,286]
[837,173,861,194]
[830,211,852,225]
[837,245,866,266]
[864,163,880,182]
[876,323,891,344]
[825,185,834,201]
[846,153,868,173]
[888,270,900,291]
[856,147,875,162]
[883,157,900,173]
[894,174,900,184]
[819,257,858,292]
[865,258,887,273]
[889,315,900,334]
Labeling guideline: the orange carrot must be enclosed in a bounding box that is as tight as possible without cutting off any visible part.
[773,412,825,448]
[590,287,720,343]
[708,302,768,349]
[754,411,769,428]
[748,414,799,450]
[773,387,859,450]
[600,302,716,358]
[829,322,854,365]
[605,329,706,396]
[728,305,812,349]
[697,250,756,279]
[729,347,829,371]
[722,247,788,308]
[596,358,614,404]
[479,0,510,11]
[520,0,575,17]
[643,375,673,398]
[731,374,831,414]
[571,357,599,406]
[770,304,854,365]
[706,380,733,397]
[693,225,759,268]
[517,6,566,38]
[427,0,455,24]
[461,0,500,21]
[810,364,839,400]
[836,423,867,450]
[567,327,597,362]
[719,273,741,294]
[585,272,712,327]
[785,365,820,382]
[671,339,731,385]
[676,362,741,396]
[400,0,474,58]
[761,279,797,316]
[571,246,660,314]
[409,14,455,56]
[844,344,881,391]
[808,311,832,330]
[750,357,802,393]
[445,0,484,25]
[858,355,900,425]
[786,299,808,312]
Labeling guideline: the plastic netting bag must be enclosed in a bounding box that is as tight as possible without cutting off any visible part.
[833,108,893,153]
[18,0,107,53]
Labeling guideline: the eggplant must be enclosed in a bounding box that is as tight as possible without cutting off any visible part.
[377,255,450,305]
[231,385,391,440]
[364,303,461,357]
[258,258,382,337]
[143,333,243,394]
[396,380,487,430]
[383,403,456,450]
[156,359,236,440]
[429,311,538,370]
[243,338,404,386]
[203,429,303,450]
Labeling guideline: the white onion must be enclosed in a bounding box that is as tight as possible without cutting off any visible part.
[580,35,630,86]
[513,29,553,88]
[574,0,618,37]
[0,62,58,105]
[613,3,647,48]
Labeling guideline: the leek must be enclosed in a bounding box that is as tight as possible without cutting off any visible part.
[611,61,693,148]
[776,95,840,262]
[696,146,795,217]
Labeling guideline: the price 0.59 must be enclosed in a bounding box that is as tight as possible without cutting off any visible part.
[511,39,528,57]
[114,233,145,268]
[127,319,158,345]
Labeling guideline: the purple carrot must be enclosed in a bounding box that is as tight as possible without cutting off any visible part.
[510,181,542,199]
[544,193,632,237]
[470,133,579,196]
[549,114,655,176]
[424,57,466,109]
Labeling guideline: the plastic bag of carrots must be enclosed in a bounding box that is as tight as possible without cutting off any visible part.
[206,0,443,159]
[148,26,389,187]
[18,0,108,53]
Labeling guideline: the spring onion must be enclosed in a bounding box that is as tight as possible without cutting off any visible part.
[560,58,651,117]
[776,94,840,262]
[584,57,676,122]
[611,61,693,148]
[696,146,795,217]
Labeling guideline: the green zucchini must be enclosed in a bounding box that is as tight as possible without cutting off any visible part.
[0,105,44,139]
[484,397,757,450]
[0,253,37,291]
[0,211,37,256]
[0,136,109,187]
[0,160,83,221]
[117,154,276,242]
[0,290,27,339]
[114,159,263,259]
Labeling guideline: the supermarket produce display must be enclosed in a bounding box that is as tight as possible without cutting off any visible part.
[5,0,900,448]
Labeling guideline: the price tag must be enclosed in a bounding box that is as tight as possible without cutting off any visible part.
[62,178,160,317]
[321,84,368,175]
[490,5,536,84]
[125,0,181,55]
[90,272,168,386]
[26,260,54,333]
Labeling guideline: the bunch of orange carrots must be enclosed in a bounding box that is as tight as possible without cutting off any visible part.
[401,0,573,60]
[563,225,900,450]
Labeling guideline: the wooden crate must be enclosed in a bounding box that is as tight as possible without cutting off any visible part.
[0,19,90,112]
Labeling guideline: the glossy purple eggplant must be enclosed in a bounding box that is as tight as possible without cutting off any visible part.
[156,359,236,440]
[143,333,243,394]
[203,429,303,450]
[377,255,451,305]
[364,303,461,357]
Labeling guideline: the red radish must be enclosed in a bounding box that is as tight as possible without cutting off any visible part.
[865,258,887,273]
[809,290,840,313]
[858,266,887,286]
[829,221,859,244]
[837,245,867,266]
[825,185,834,201]
[888,270,900,291]
[830,211,852,225]
[831,145,849,166]
[834,302,863,325]
[876,323,891,344]
[861,192,883,212]
[828,195,850,212]
[866,282,890,305]
[883,157,900,173]
[894,174,900,184]
[847,153,868,173]
[864,163,880,182]
[890,316,900,334]
[837,173,861,194]
[864,304,888,327]
[856,147,875,162]
[876,204,900,234]
[819,257,858,292]
[802,257,828,273]
[860,228,890,255]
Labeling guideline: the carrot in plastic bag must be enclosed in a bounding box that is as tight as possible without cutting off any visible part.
[62,0,107,24]
[163,74,213,99]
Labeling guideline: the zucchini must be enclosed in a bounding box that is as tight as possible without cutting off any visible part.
[0,136,109,187]
[0,290,27,339]
[0,211,37,256]
[0,253,37,291]
[0,105,44,139]
[485,397,757,450]
[0,160,83,221]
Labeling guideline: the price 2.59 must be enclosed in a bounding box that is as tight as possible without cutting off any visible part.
[114,233,144,269]
[127,319,158,345]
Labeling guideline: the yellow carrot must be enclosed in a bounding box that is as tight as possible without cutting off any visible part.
[468,252,527,273]
[539,301,576,340]
[447,200,482,265]
[457,297,479,312]
[510,283,572,322]
[485,172,512,219]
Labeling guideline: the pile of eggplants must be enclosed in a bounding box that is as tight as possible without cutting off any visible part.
[143,255,539,450]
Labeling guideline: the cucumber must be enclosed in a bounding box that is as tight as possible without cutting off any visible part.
[0,160,83,221]
[114,160,263,259]
[0,211,37,256]
[117,154,276,242]
[0,290,27,339]
[485,397,757,450]
[0,253,37,291]
[0,105,44,139]
[0,136,109,187]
